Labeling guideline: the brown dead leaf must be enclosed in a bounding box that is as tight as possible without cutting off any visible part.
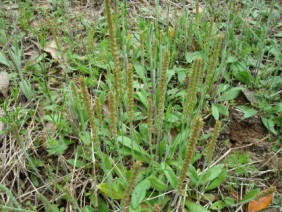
[0,71,9,97]
[38,1,51,10]
[248,193,273,212]
[31,40,62,62]
[193,6,204,14]
[44,40,61,61]
[43,122,57,138]
[241,87,257,105]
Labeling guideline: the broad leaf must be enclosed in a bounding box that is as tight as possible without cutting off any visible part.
[231,62,253,86]
[148,176,167,191]
[0,52,13,68]
[199,164,225,185]
[187,165,199,185]
[97,183,124,200]
[214,103,229,117]
[237,105,257,119]
[269,103,282,113]
[210,200,227,210]
[117,136,149,157]
[205,168,227,191]
[185,51,203,63]
[232,189,260,206]
[211,104,219,120]
[185,201,210,212]
[161,163,177,189]
[261,117,277,135]
[136,91,148,108]
[131,179,151,209]
[218,87,243,102]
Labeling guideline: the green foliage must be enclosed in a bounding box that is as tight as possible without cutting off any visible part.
[45,137,69,155]
[225,152,257,177]
[97,182,124,200]
[131,179,150,209]
[0,0,280,211]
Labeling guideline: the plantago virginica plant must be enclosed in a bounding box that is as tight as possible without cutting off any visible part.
[204,34,224,94]
[204,120,222,164]
[94,97,103,126]
[105,0,123,100]
[79,77,99,208]
[177,117,204,194]
[156,49,170,160]
[121,161,142,212]
[147,96,153,144]
[108,89,118,137]
[183,57,203,122]
[79,77,97,141]
[127,63,135,162]
[195,0,199,16]
[127,64,134,124]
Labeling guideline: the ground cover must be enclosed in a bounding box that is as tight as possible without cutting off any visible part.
[0,0,281,211]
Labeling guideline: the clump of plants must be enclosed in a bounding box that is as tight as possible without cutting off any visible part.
[0,0,280,211]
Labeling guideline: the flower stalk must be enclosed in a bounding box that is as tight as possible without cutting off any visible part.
[204,120,222,164]
[177,117,204,193]
[121,161,142,212]
[183,57,203,122]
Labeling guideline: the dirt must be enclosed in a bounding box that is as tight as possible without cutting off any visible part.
[229,108,268,146]
[223,106,282,193]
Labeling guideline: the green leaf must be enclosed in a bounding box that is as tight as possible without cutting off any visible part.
[161,163,177,189]
[136,91,148,108]
[211,104,219,120]
[19,79,35,101]
[231,62,253,86]
[270,103,282,113]
[67,159,86,168]
[134,63,147,84]
[215,104,229,116]
[0,51,13,68]
[210,200,227,210]
[148,176,167,191]
[97,183,124,200]
[233,189,260,206]
[261,117,277,135]
[131,179,151,209]
[167,69,175,84]
[185,51,203,63]
[36,192,60,212]
[227,56,237,63]
[119,147,149,163]
[98,197,110,212]
[177,69,187,84]
[218,87,243,102]
[199,164,225,185]
[205,169,227,191]
[46,138,68,155]
[185,201,210,212]
[165,113,179,123]
[237,105,257,118]
[224,197,235,205]
[117,136,149,158]
[187,165,199,185]
[85,206,95,212]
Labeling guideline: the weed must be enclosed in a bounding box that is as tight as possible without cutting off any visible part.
[0,0,281,211]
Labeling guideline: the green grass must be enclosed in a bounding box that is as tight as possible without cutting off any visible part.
[0,0,281,211]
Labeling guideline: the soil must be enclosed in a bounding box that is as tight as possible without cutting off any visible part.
[229,108,268,146]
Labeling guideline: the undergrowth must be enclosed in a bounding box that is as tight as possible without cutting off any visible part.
[0,0,281,211]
